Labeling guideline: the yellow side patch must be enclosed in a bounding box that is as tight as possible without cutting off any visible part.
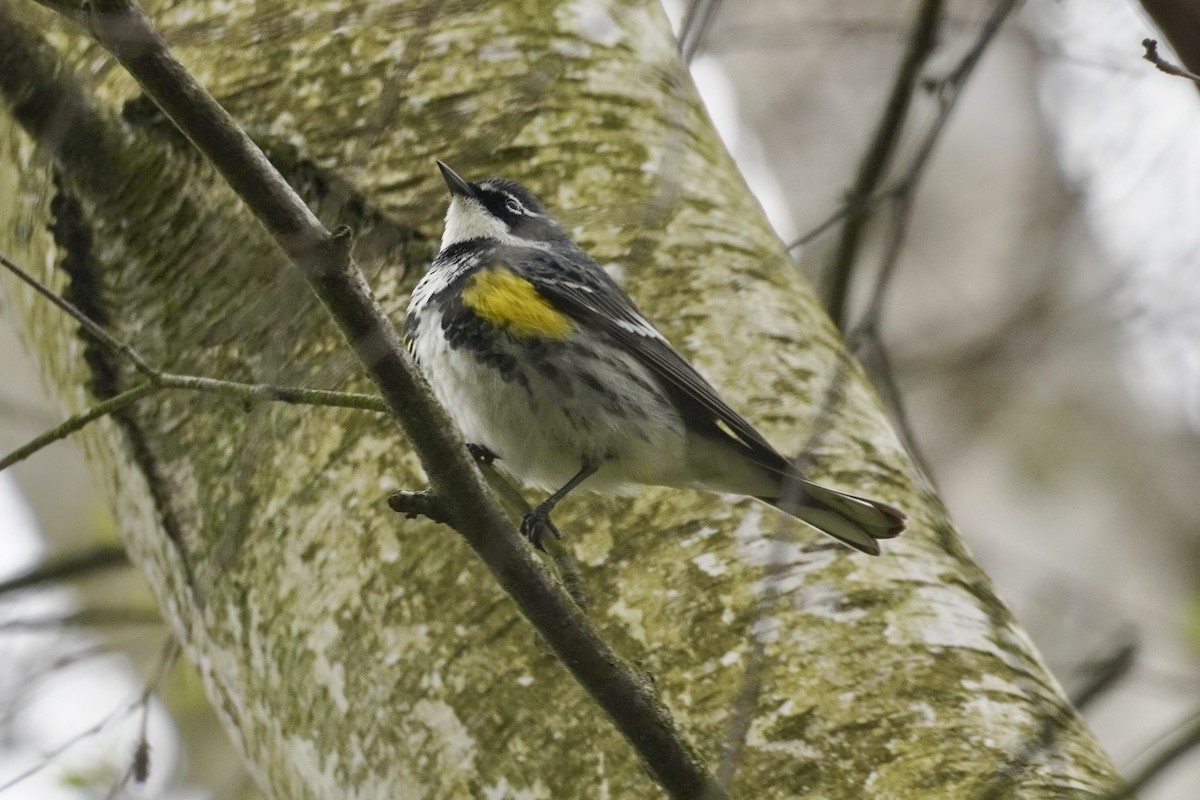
[461,268,576,339]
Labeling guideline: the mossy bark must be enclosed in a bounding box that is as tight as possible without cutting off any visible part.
[0,0,1121,797]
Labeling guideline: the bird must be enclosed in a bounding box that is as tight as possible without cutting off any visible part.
[403,162,905,554]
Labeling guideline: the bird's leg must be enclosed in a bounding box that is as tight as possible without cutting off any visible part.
[520,459,599,550]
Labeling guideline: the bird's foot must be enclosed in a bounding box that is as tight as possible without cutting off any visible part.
[467,443,497,465]
[520,508,561,551]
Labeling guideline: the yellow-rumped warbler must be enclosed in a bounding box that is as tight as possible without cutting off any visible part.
[404,162,905,554]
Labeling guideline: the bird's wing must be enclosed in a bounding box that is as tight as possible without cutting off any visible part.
[519,249,791,474]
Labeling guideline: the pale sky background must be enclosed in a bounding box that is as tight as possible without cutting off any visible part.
[1025,0,1200,432]
[0,476,185,798]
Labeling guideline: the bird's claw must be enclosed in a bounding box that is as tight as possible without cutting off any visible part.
[467,443,497,465]
[520,509,561,551]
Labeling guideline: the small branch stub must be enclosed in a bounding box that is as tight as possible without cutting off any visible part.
[1142,38,1200,84]
[387,489,452,525]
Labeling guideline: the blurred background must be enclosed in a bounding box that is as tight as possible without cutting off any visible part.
[2,0,1198,797]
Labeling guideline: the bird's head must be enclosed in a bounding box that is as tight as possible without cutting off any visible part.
[436,161,568,249]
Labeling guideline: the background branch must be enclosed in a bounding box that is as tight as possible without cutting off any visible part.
[822,0,944,328]
[0,544,128,596]
[1105,710,1200,800]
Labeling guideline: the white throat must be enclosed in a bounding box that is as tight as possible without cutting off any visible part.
[441,197,510,249]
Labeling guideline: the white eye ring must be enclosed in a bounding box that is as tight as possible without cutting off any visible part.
[504,198,523,215]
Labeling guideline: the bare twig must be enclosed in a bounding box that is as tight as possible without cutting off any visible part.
[711,534,784,792]
[17,1,724,795]
[712,340,875,787]
[1103,709,1200,800]
[0,250,386,411]
[823,0,945,328]
[0,249,387,470]
[852,318,934,480]
[0,607,162,631]
[678,0,725,63]
[101,666,158,798]
[0,382,158,470]
[0,545,129,596]
[389,463,593,611]
[1141,38,1200,84]
[1070,638,1137,712]
[825,0,1022,330]
[0,636,177,794]
[788,192,885,251]
[840,0,1023,477]
[103,638,177,798]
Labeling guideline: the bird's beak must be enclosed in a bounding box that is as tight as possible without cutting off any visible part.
[437,161,476,200]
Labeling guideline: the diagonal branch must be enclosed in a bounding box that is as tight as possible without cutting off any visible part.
[17,1,725,796]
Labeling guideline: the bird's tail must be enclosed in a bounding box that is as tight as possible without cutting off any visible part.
[763,478,906,556]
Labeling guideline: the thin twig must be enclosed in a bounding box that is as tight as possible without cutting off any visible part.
[678,0,725,63]
[389,464,593,611]
[0,636,176,794]
[0,545,129,596]
[1141,38,1200,84]
[0,643,112,727]
[1070,638,1137,712]
[788,191,886,251]
[23,1,724,795]
[852,318,935,481]
[0,250,386,412]
[823,0,945,329]
[826,0,1022,329]
[101,637,178,799]
[0,607,162,631]
[1103,709,1200,800]
[1137,0,1200,88]
[0,382,159,470]
[0,253,153,374]
[0,698,141,792]
[0,249,387,470]
[711,535,784,792]
[712,334,872,787]
[843,0,1024,479]
[0,376,389,471]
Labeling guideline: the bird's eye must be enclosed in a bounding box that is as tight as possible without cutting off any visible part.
[504,198,523,215]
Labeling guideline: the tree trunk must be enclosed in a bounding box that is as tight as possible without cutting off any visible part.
[0,0,1122,797]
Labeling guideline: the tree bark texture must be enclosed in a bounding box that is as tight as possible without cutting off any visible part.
[0,0,1122,797]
